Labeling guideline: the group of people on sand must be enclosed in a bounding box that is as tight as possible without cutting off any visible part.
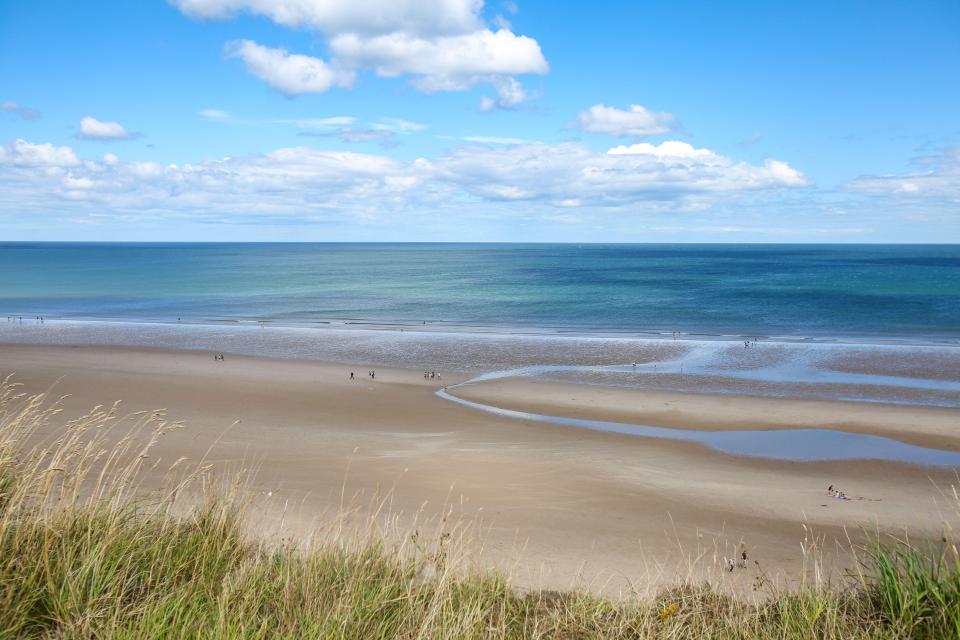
[348,370,377,380]
[726,545,749,572]
[213,353,225,361]
[424,371,440,380]
[6,315,43,323]
[827,484,849,500]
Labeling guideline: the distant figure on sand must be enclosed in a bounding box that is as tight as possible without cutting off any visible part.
[350,372,354,380]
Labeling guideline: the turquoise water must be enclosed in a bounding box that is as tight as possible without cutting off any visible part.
[1,243,958,340]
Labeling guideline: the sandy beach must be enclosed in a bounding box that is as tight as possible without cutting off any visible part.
[2,341,959,596]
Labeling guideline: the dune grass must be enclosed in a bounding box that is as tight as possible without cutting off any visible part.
[0,378,958,639]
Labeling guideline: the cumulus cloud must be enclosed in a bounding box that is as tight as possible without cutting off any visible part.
[607,140,718,161]
[0,139,80,166]
[845,148,960,199]
[225,40,354,95]
[573,104,678,138]
[78,116,138,141]
[173,0,547,102]
[479,76,530,111]
[0,136,809,223]
[171,0,481,36]
[433,141,809,205]
[0,101,40,120]
[329,28,546,90]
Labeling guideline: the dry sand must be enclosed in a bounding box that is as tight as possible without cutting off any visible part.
[2,342,958,596]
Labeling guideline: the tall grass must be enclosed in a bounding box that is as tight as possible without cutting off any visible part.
[0,377,957,638]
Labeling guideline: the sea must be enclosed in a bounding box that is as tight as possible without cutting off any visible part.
[2,242,959,464]
[1,242,958,340]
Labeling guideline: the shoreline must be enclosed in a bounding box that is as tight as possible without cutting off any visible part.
[4,315,960,349]
[3,317,958,413]
[2,341,959,594]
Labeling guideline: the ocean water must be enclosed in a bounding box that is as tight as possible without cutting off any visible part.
[1,242,958,340]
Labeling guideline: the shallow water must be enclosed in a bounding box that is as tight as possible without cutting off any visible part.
[2,319,959,407]
[437,386,960,467]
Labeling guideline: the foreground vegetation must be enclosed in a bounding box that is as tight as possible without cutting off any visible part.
[0,378,958,638]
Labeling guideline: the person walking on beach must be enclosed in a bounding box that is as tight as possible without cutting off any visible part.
[350,372,354,380]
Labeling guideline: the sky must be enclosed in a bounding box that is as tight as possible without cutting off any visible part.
[0,0,958,242]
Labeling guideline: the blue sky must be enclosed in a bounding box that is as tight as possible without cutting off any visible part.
[1,0,957,242]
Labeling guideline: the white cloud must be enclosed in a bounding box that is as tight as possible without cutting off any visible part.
[371,117,428,133]
[845,148,960,199]
[295,116,357,128]
[607,140,721,162]
[171,0,481,36]
[338,129,397,144]
[479,76,530,111]
[1,100,40,120]
[329,28,546,90]
[0,136,808,223]
[433,141,810,204]
[78,116,137,141]
[198,108,231,120]
[225,40,355,95]
[462,135,530,144]
[573,104,678,138]
[202,112,358,128]
[302,117,427,146]
[174,1,547,102]
[0,139,80,166]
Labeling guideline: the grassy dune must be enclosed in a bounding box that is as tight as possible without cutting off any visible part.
[0,378,958,639]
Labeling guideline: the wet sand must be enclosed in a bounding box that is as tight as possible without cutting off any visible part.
[2,342,959,596]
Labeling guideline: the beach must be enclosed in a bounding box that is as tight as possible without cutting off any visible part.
[3,339,958,596]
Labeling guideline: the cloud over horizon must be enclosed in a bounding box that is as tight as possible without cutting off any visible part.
[0,135,810,227]
[845,147,960,201]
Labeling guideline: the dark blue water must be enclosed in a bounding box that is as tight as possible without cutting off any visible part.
[1,243,958,340]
